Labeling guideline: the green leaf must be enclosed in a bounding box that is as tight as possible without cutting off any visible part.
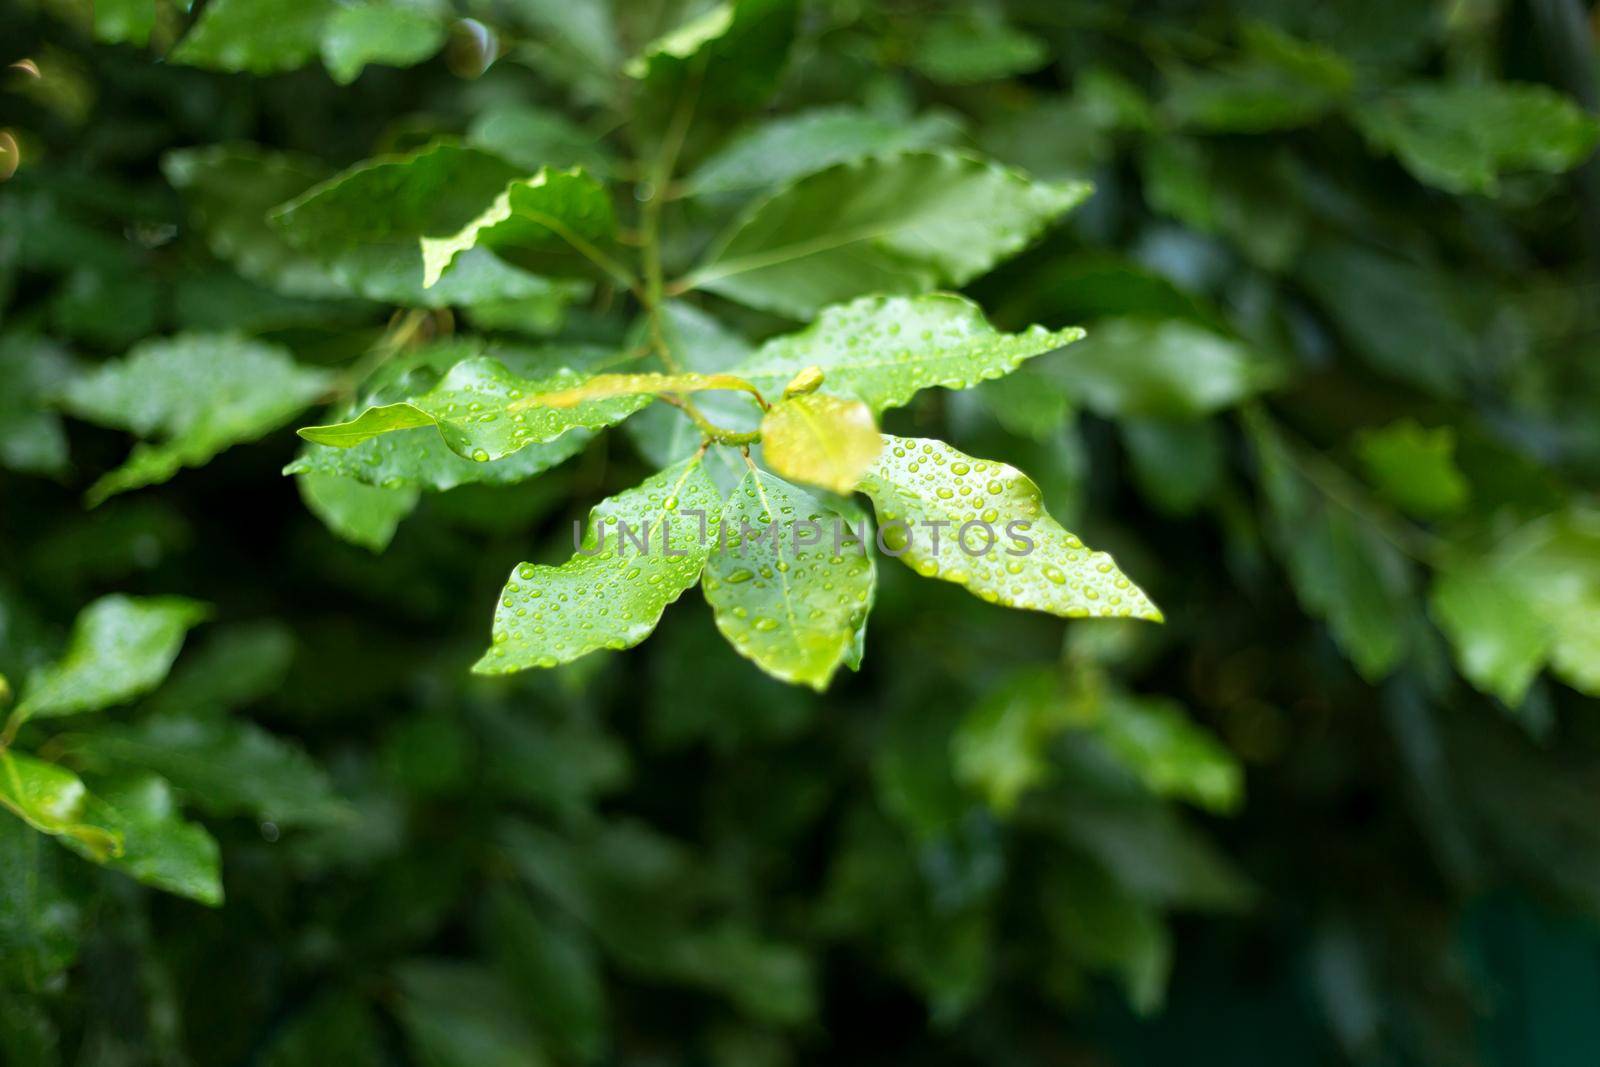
[81,772,222,906]
[271,142,564,307]
[61,715,345,827]
[1251,416,1413,680]
[686,151,1090,318]
[626,0,796,124]
[261,993,385,1067]
[297,358,649,463]
[1039,855,1172,1015]
[93,0,158,45]
[288,429,588,492]
[474,456,722,673]
[145,621,296,717]
[0,334,77,477]
[59,333,335,505]
[860,435,1161,621]
[321,3,446,84]
[467,104,619,176]
[684,107,962,197]
[908,9,1048,85]
[485,889,607,1062]
[1092,692,1242,815]
[702,470,875,690]
[14,595,208,724]
[1049,318,1276,419]
[1355,419,1469,519]
[0,815,82,990]
[392,961,548,1067]
[0,752,121,860]
[421,167,618,289]
[162,145,349,300]
[505,0,623,106]
[1297,239,1475,398]
[1431,509,1600,706]
[952,669,1079,812]
[732,293,1083,414]
[1166,24,1352,133]
[1354,81,1600,195]
[1119,418,1225,516]
[759,394,882,495]
[170,0,337,74]
[298,472,420,552]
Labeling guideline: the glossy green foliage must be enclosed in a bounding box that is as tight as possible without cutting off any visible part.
[8,0,1600,1064]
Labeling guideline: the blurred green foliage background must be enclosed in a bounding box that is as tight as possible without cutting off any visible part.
[5,1,1600,1064]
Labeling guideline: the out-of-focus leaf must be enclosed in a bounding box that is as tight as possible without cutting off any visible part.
[474,456,722,673]
[702,470,875,689]
[261,992,384,1067]
[297,473,420,552]
[733,293,1084,414]
[392,961,547,1067]
[162,145,348,300]
[467,104,619,175]
[271,142,562,307]
[320,3,446,85]
[953,669,1079,812]
[908,9,1047,85]
[1432,509,1600,706]
[485,889,607,1062]
[0,752,121,859]
[759,394,881,495]
[61,715,345,827]
[1354,81,1600,195]
[0,814,82,990]
[1356,419,1469,519]
[627,0,797,126]
[1050,318,1276,419]
[1251,415,1413,680]
[1040,854,1172,1014]
[170,0,336,74]
[145,621,295,717]
[503,0,623,106]
[1091,691,1243,815]
[1166,24,1352,133]
[685,107,961,196]
[60,334,334,504]
[1120,418,1225,516]
[14,595,207,724]
[861,436,1161,620]
[421,167,617,288]
[687,152,1089,318]
[93,0,158,45]
[0,334,77,477]
[82,772,222,906]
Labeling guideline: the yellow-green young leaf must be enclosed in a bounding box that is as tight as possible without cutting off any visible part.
[270,142,558,307]
[296,473,419,552]
[702,471,875,690]
[58,333,335,505]
[0,752,121,860]
[298,358,651,463]
[1354,81,1600,196]
[80,773,222,907]
[860,436,1161,620]
[421,167,618,289]
[1431,509,1600,707]
[733,294,1083,414]
[760,395,882,495]
[320,4,445,85]
[686,151,1090,318]
[514,372,764,410]
[1355,419,1469,519]
[474,457,722,674]
[14,595,209,725]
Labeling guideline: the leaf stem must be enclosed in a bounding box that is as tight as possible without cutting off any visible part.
[659,395,761,446]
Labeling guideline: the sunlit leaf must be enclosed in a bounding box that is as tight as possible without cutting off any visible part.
[759,394,881,495]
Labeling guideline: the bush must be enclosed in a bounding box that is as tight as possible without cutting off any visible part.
[3,1,1600,1063]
